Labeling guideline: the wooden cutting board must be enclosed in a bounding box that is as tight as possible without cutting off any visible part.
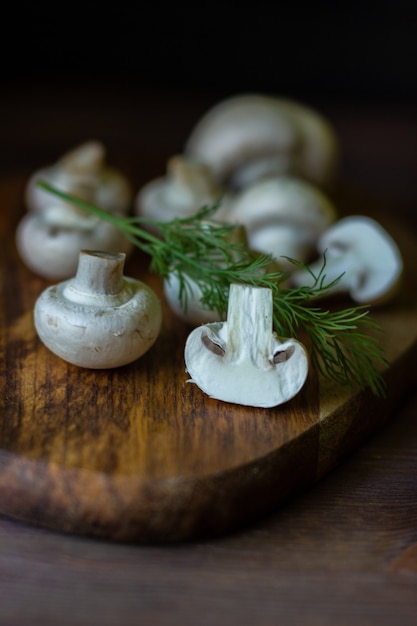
[1,176,417,543]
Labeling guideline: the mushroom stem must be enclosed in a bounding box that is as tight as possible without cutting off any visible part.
[227,284,272,367]
[71,250,126,295]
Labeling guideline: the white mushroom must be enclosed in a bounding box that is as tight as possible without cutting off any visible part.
[162,222,286,325]
[291,215,403,304]
[184,284,309,408]
[34,250,162,368]
[16,211,133,280]
[16,141,133,280]
[135,154,227,226]
[226,176,337,270]
[185,94,339,190]
[163,222,249,325]
[25,140,132,215]
[163,273,223,325]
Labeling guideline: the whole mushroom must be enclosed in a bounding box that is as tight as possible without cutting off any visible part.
[163,223,253,325]
[34,250,162,368]
[135,154,226,226]
[226,176,337,270]
[16,210,134,281]
[184,94,339,190]
[291,215,403,304]
[16,141,133,280]
[25,140,131,215]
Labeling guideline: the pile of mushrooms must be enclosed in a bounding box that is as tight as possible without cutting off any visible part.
[16,141,133,280]
[136,93,339,217]
[136,92,403,315]
[135,93,342,324]
[20,92,404,408]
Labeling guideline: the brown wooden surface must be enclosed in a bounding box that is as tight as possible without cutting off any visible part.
[1,174,417,545]
[0,82,417,624]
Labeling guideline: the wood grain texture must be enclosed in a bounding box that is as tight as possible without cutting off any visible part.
[1,175,417,543]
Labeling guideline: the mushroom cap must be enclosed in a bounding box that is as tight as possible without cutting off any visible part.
[58,140,106,175]
[163,274,224,325]
[226,176,337,265]
[25,141,132,216]
[16,212,133,280]
[185,94,339,189]
[135,154,225,223]
[315,215,403,303]
[228,176,336,232]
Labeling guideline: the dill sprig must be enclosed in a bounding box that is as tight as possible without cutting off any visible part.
[37,180,388,396]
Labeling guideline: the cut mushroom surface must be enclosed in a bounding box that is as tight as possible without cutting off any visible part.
[184,284,309,408]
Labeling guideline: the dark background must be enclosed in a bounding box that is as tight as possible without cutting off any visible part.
[2,10,417,625]
[2,5,416,105]
[1,4,416,217]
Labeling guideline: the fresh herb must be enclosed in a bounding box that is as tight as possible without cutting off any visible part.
[37,180,387,396]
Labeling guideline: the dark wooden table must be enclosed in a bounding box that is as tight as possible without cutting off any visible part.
[1,81,417,625]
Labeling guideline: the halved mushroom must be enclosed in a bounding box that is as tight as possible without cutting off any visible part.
[291,215,403,304]
[184,283,309,408]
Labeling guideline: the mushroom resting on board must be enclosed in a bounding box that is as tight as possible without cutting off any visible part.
[34,250,162,369]
[16,141,133,280]
[226,176,337,270]
[184,283,309,408]
[291,215,403,305]
[135,154,226,226]
[184,93,339,190]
